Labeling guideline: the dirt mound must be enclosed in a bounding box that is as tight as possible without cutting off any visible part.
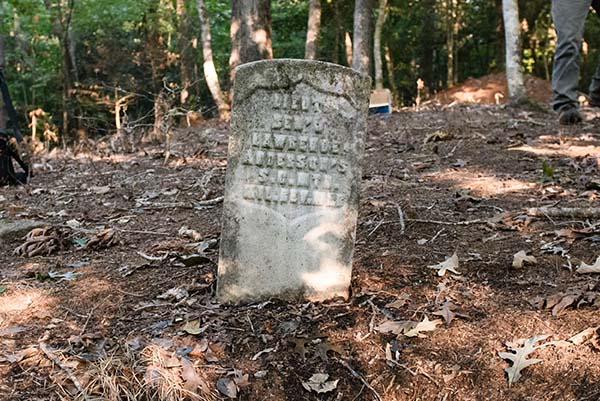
[435,72,552,105]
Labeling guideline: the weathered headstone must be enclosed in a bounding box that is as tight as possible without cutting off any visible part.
[218,59,370,303]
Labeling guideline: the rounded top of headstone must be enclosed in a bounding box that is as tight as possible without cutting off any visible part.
[232,59,371,107]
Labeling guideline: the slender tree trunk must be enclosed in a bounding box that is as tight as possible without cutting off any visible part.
[177,0,195,105]
[197,0,230,120]
[0,32,6,132]
[43,0,76,136]
[495,0,504,70]
[60,0,75,135]
[332,0,341,64]
[352,0,373,76]
[305,0,321,60]
[373,0,388,89]
[384,44,398,102]
[229,0,273,80]
[446,0,455,87]
[502,0,524,101]
[345,32,353,67]
[420,0,435,93]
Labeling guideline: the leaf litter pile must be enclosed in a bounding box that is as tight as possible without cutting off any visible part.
[1,105,600,401]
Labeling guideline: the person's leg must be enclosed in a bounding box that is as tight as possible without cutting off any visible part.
[551,0,591,112]
[589,1,600,104]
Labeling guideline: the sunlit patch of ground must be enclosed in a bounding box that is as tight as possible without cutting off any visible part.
[512,143,600,159]
[423,168,537,197]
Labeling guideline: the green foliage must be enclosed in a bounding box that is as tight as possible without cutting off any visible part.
[0,0,598,139]
[541,160,556,182]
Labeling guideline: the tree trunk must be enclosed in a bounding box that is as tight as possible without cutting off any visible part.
[373,0,387,89]
[502,0,524,101]
[352,0,373,76]
[43,0,76,136]
[305,0,321,60]
[495,0,504,70]
[345,32,353,67]
[197,0,230,120]
[384,43,398,102]
[420,0,435,93]
[445,0,456,87]
[332,0,341,64]
[177,0,196,105]
[229,0,273,80]
[0,32,6,132]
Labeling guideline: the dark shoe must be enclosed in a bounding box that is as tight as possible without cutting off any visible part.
[589,97,600,108]
[558,107,583,125]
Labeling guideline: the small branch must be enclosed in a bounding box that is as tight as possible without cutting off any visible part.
[396,203,405,234]
[335,358,383,401]
[136,251,169,261]
[39,341,87,398]
[526,207,600,219]
[116,229,170,236]
[194,196,224,208]
[406,218,485,226]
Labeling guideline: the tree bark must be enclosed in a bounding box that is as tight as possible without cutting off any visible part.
[502,0,525,101]
[445,0,457,87]
[345,32,353,67]
[420,0,435,92]
[0,31,6,132]
[495,0,504,70]
[305,0,321,60]
[384,43,398,102]
[197,0,230,120]
[352,0,373,76]
[332,0,341,64]
[373,0,388,89]
[229,0,273,80]
[177,0,196,104]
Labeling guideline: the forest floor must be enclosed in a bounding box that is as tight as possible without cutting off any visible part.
[1,103,600,401]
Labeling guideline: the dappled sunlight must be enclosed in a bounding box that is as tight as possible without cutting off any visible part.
[424,168,536,196]
[511,143,600,159]
[0,287,55,324]
[0,289,52,315]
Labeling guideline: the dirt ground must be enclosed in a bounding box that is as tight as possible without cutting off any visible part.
[435,72,553,105]
[1,102,600,401]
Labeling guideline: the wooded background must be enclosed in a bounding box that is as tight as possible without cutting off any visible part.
[1,0,599,141]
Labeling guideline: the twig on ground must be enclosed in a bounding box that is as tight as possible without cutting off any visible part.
[39,341,87,399]
[368,218,386,237]
[335,358,383,401]
[136,251,169,261]
[194,196,224,208]
[526,207,600,219]
[429,228,445,243]
[117,229,170,236]
[406,218,486,226]
[396,204,405,234]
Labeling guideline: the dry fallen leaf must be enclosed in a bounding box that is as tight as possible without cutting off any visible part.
[385,293,411,309]
[315,340,343,361]
[576,256,600,274]
[404,316,442,337]
[291,338,309,360]
[428,253,461,276]
[301,373,339,393]
[568,327,600,346]
[433,301,468,325]
[512,251,537,269]
[375,320,416,336]
[180,357,205,394]
[498,334,552,387]
[216,377,237,398]
[181,320,205,335]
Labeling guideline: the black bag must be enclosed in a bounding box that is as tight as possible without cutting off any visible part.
[0,133,28,186]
